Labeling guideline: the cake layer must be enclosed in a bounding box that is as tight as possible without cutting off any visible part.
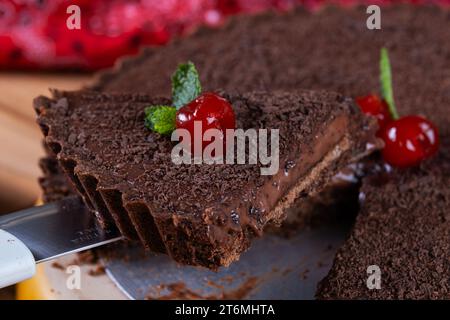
[316,138,450,299]
[34,89,378,268]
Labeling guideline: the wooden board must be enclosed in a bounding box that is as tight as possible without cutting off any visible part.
[0,72,91,213]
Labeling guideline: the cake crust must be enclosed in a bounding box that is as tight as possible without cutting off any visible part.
[90,5,450,137]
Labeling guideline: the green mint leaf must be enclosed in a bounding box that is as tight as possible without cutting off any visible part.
[171,61,202,109]
[144,105,176,135]
[380,47,399,120]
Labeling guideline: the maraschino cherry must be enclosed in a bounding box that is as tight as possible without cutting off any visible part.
[380,115,439,168]
[176,92,236,155]
[356,48,439,168]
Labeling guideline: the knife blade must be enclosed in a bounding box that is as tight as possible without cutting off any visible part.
[0,196,122,263]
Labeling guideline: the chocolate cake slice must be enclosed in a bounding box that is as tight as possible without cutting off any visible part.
[34,89,379,268]
[316,141,450,299]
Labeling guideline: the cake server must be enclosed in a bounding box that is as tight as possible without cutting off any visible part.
[0,196,122,288]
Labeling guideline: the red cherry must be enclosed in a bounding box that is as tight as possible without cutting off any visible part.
[176,92,236,156]
[380,115,439,168]
[356,94,392,131]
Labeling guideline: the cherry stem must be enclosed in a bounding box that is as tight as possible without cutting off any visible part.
[380,47,400,120]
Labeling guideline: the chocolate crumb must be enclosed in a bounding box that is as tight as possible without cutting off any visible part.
[88,265,106,277]
[51,262,65,270]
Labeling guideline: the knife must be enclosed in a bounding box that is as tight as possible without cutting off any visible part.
[0,196,122,288]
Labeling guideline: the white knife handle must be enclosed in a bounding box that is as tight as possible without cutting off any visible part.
[0,229,36,288]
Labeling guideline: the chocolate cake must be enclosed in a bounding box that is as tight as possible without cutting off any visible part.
[34,89,378,268]
[35,4,450,296]
[316,137,450,299]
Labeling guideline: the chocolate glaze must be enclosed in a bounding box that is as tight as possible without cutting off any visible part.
[34,89,378,268]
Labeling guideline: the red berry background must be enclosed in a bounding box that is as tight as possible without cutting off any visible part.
[1,0,449,70]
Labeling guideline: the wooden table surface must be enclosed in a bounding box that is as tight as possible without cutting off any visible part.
[0,72,92,213]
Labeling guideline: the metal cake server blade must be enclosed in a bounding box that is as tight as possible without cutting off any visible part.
[0,196,122,263]
[0,196,122,288]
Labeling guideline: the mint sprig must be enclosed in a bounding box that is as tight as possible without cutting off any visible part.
[171,61,202,109]
[145,62,202,135]
[144,105,176,135]
[380,47,399,120]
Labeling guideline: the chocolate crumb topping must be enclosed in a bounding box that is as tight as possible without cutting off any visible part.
[316,138,450,299]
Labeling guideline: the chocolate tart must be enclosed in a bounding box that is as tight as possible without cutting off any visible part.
[316,138,450,299]
[34,89,379,268]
